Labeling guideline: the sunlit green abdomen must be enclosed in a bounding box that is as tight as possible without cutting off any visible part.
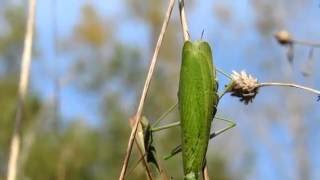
[178,40,216,179]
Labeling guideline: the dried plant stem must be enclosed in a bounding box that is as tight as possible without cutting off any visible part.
[202,163,210,180]
[178,0,190,41]
[293,40,320,48]
[7,0,36,180]
[125,150,170,180]
[118,0,175,179]
[125,153,147,178]
[134,138,153,180]
[259,82,320,95]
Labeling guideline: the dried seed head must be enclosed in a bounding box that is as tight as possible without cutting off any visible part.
[229,71,259,104]
[275,30,293,45]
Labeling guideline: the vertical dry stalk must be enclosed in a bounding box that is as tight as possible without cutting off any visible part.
[202,164,210,180]
[134,142,153,180]
[178,0,190,41]
[118,0,176,179]
[7,0,36,180]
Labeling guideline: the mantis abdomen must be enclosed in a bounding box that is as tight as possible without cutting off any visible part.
[178,40,218,179]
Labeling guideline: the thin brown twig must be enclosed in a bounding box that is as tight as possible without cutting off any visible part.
[125,153,148,178]
[179,0,190,41]
[293,39,320,48]
[156,156,170,180]
[275,30,320,49]
[259,82,320,95]
[118,0,176,179]
[134,138,153,180]
[7,0,36,180]
[126,140,170,180]
[202,163,210,180]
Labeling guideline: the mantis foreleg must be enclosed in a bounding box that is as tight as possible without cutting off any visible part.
[163,117,236,160]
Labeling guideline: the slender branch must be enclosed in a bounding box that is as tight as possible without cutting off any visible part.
[134,138,153,180]
[126,150,170,180]
[202,163,210,180]
[7,0,36,180]
[118,0,175,179]
[125,153,147,178]
[157,160,170,180]
[179,0,190,41]
[275,30,320,48]
[293,39,320,48]
[259,82,320,95]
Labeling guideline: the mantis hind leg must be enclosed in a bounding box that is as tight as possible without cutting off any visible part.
[209,116,236,139]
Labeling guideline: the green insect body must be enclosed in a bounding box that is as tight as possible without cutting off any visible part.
[178,40,218,179]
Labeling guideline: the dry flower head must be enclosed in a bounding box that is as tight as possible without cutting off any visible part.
[229,71,259,104]
[275,30,293,45]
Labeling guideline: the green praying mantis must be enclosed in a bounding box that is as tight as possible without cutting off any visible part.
[178,40,218,179]
[131,40,236,180]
